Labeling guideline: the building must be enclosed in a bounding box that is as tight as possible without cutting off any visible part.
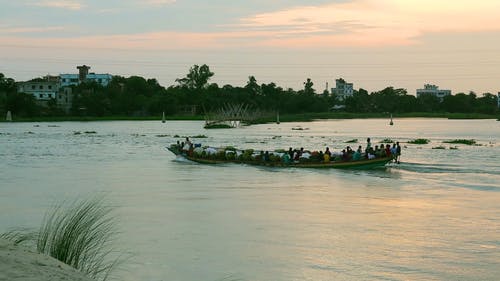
[60,65,113,87]
[17,78,60,101]
[331,78,354,101]
[416,84,451,101]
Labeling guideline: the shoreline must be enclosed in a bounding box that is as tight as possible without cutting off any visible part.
[0,238,93,281]
[1,112,499,123]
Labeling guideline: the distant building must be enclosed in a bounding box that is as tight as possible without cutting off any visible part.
[60,65,113,87]
[17,78,60,101]
[331,78,354,101]
[416,84,451,101]
[57,87,73,113]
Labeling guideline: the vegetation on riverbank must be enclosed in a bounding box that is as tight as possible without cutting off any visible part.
[1,112,498,123]
[1,66,499,121]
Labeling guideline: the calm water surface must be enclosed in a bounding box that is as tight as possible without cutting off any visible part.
[1,119,499,281]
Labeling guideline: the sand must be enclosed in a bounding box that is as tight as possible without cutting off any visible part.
[0,238,93,281]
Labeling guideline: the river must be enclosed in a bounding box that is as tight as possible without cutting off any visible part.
[1,118,499,281]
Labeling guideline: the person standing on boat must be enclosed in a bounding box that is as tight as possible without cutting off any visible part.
[396,142,402,163]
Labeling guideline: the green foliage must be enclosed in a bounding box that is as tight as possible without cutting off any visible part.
[2,67,499,120]
[408,138,430,144]
[443,139,476,145]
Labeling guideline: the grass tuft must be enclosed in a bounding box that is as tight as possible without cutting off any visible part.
[37,197,119,280]
[2,196,121,281]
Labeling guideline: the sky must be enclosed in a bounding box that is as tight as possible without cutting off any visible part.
[1,0,500,95]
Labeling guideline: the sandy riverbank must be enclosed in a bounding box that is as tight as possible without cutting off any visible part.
[0,238,93,281]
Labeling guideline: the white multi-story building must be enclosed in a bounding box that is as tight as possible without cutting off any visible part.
[17,79,59,101]
[331,78,353,101]
[416,84,451,101]
[60,65,113,87]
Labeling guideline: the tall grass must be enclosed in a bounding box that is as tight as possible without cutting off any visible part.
[2,197,121,281]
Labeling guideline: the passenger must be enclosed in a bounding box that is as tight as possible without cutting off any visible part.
[341,149,349,161]
[318,151,324,163]
[396,142,402,163]
[264,151,270,162]
[391,143,397,156]
[288,147,294,159]
[366,137,372,151]
[282,152,291,164]
[353,145,362,161]
[185,137,192,147]
[385,144,391,157]
[323,152,330,163]
[293,149,300,161]
[325,147,331,157]
[374,145,380,157]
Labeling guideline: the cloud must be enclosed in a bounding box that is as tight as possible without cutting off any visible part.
[0,25,64,34]
[4,0,500,50]
[31,0,83,10]
[142,0,176,6]
[231,0,500,47]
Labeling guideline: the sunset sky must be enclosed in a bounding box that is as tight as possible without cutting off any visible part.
[1,0,499,94]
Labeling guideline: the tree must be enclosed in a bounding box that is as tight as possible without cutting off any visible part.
[302,78,315,95]
[244,76,261,96]
[175,64,214,90]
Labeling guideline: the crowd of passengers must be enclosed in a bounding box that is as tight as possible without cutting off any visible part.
[176,137,401,164]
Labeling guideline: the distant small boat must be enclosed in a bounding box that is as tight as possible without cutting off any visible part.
[389,114,394,126]
[6,111,12,121]
[162,112,166,123]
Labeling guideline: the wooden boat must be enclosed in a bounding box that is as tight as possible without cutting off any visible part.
[167,145,394,169]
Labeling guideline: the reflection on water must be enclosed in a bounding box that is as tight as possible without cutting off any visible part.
[0,119,499,281]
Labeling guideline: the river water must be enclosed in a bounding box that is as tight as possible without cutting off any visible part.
[1,119,499,281]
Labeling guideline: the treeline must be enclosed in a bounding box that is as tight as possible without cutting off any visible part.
[0,65,498,118]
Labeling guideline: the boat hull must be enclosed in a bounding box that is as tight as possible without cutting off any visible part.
[168,147,393,169]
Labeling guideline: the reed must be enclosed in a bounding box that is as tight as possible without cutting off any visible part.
[2,197,121,281]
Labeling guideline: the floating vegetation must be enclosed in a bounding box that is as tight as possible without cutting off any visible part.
[47,125,60,127]
[191,135,208,138]
[443,139,476,145]
[432,146,446,149]
[345,139,358,143]
[73,131,82,135]
[292,127,309,130]
[272,136,281,139]
[155,134,170,137]
[84,131,97,134]
[33,125,40,127]
[26,131,35,134]
[204,123,232,129]
[408,138,430,144]
[174,134,180,138]
[450,146,459,150]
[380,138,394,143]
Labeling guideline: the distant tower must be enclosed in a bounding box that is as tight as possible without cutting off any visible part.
[77,65,90,82]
